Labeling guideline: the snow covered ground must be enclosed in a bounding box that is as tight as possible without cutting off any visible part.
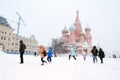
[0,52,120,80]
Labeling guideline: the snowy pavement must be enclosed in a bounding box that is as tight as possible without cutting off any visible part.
[0,53,120,80]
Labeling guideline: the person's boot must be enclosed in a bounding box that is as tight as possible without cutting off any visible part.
[41,63,44,65]
[20,62,23,64]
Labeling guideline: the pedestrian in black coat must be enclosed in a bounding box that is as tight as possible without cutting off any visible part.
[98,48,105,63]
[19,40,26,64]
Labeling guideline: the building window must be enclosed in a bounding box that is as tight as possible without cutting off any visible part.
[4,37,6,40]
[15,43,18,46]
[12,43,14,46]
[8,38,10,41]
[76,39,79,43]
[11,49,13,52]
[1,36,3,40]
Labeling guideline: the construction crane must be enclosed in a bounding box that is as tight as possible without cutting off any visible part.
[16,12,27,36]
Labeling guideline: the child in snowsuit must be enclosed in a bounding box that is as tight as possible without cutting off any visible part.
[47,47,53,63]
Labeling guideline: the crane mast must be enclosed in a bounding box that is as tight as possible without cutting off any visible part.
[16,12,27,36]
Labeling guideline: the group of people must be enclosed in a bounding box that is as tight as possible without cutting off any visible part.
[91,46,105,63]
[38,45,53,65]
[19,40,105,65]
[19,40,53,65]
[68,45,105,64]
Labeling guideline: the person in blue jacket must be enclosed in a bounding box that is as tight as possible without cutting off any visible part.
[69,45,76,60]
[47,47,53,63]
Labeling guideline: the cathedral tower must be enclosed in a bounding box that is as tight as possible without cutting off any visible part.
[85,26,92,46]
[74,11,82,36]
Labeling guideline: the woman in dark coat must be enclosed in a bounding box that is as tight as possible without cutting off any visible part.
[98,48,105,63]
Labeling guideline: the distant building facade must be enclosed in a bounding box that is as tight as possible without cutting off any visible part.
[0,16,39,53]
[52,11,92,54]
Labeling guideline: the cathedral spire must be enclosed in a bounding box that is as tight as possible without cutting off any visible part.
[74,10,82,32]
[76,10,79,18]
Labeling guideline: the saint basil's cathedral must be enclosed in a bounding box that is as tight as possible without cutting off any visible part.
[52,11,92,54]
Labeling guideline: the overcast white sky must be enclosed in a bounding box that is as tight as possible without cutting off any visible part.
[0,0,120,52]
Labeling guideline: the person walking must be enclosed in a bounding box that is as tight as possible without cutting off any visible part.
[38,45,47,65]
[82,51,87,61]
[98,48,105,63]
[19,40,26,64]
[69,45,76,60]
[91,46,98,63]
[47,47,53,63]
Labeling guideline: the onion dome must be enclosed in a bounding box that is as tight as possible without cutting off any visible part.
[69,25,76,31]
[85,27,91,31]
[62,26,68,34]
[85,24,91,31]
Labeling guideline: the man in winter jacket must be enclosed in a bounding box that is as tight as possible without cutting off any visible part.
[19,40,26,64]
[98,48,105,63]
[91,46,98,63]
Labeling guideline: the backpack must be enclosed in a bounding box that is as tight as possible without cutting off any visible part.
[23,44,26,50]
[103,52,105,58]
